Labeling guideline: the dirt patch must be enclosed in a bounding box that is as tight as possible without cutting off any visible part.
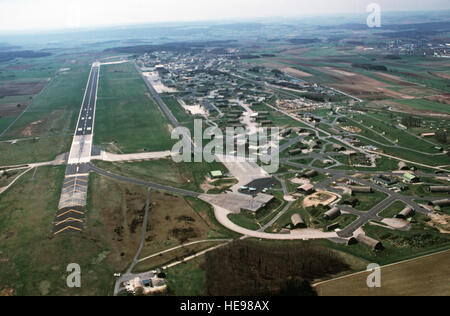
[138,191,214,258]
[282,67,312,77]
[21,120,42,137]
[427,213,450,234]
[200,177,236,193]
[431,72,450,80]
[303,191,338,208]
[314,66,416,100]
[340,125,362,133]
[426,94,450,105]
[375,72,418,86]
[0,288,14,296]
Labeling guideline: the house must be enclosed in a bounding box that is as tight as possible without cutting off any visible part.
[403,173,419,183]
[373,175,397,187]
[297,184,315,195]
[124,272,167,295]
[349,186,373,194]
[398,162,409,170]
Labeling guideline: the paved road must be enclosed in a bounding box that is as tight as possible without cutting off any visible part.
[134,62,180,128]
[127,187,151,274]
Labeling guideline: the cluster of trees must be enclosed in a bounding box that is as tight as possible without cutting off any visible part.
[0,50,51,62]
[401,116,421,128]
[435,131,449,144]
[351,63,388,71]
[288,38,321,45]
[203,240,349,296]
[107,40,236,55]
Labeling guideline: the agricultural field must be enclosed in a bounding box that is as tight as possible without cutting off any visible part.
[0,58,92,165]
[314,250,450,296]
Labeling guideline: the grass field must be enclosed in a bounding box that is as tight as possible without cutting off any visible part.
[166,256,206,296]
[314,250,450,296]
[340,190,388,212]
[0,59,92,165]
[379,201,406,218]
[94,62,175,153]
[94,159,229,193]
[134,190,229,261]
[0,167,150,295]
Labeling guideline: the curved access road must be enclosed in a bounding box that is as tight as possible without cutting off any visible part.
[212,205,338,240]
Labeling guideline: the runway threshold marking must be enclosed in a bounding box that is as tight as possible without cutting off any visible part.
[56,209,85,218]
[54,225,82,235]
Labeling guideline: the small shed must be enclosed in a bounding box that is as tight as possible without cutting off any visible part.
[395,206,415,219]
[209,170,223,179]
[291,214,307,229]
[289,148,302,156]
[398,162,409,170]
[356,234,383,251]
[332,144,346,152]
[349,186,373,194]
[429,186,450,193]
[297,183,315,195]
[429,199,450,207]
[281,128,292,137]
[403,173,419,183]
[304,170,318,179]
[323,207,341,221]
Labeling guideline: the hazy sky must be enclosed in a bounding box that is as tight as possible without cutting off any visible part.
[0,0,449,32]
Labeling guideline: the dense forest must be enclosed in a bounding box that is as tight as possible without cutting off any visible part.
[203,240,349,296]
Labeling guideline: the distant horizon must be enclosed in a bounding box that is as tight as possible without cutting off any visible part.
[0,8,449,37]
[1,0,450,34]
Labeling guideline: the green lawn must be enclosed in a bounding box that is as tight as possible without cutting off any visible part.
[166,257,206,296]
[93,159,229,193]
[94,62,175,153]
[379,201,406,218]
[0,166,140,295]
[341,190,388,212]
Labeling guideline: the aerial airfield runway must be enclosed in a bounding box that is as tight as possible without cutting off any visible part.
[53,63,100,235]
